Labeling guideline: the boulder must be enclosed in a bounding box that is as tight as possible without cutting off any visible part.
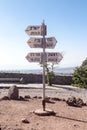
[76,98,84,107]
[8,85,19,100]
[21,118,30,123]
[1,96,9,100]
[66,97,76,106]
[66,96,84,107]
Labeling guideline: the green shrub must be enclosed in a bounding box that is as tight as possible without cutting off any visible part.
[45,64,55,86]
[72,58,87,88]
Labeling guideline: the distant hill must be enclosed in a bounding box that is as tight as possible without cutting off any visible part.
[0,67,76,76]
[54,67,75,75]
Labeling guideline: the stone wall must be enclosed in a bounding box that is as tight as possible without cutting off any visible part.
[0,73,72,85]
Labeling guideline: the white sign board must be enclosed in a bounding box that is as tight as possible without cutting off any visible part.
[26,52,63,63]
[25,25,46,36]
[27,37,57,49]
[27,38,43,48]
[26,53,42,62]
[45,37,57,48]
[47,52,63,63]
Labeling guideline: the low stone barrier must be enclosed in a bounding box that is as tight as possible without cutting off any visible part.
[0,78,21,83]
[0,72,72,85]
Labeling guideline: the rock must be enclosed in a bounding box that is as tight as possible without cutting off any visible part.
[45,97,55,104]
[76,98,84,107]
[66,97,76,106]
[1,96,9,100]
[21,118,30,123]
[66,97,84,107]
[73,124,79,127]
[37,96,42,99]
[19,96,25,101]
[51,97,61,101]
[8,85,19,100]
[33,96,38,99]
[85,101,87,106]
[46,100,55,104]
[24,95,31,99]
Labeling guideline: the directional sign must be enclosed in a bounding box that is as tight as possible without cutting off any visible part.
[45,37,57,49]
[27,37,57,49]
[25,25,46,36]
[27,38,43,48]
[26,52,63,63]
[26,53,42,62]
[25,21,63,111]
[47,52,63,63]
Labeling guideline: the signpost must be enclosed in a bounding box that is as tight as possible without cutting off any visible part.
[42,22,46,111]
[25,21,47,111]
[25,21,63,114]
[27,37,57,48]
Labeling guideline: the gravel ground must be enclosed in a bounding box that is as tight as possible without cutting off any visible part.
[0,83,87,102]
[0,83,87,130]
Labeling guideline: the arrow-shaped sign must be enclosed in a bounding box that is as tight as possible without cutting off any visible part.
[27,38,43,48]
[45,37,57,48]
[26,52,63,63]
[27,37,57,49]
[25,25,46,36]
[25,52,42,62]
[47,52,63,63]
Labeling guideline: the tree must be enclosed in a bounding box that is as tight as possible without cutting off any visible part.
[45,63,55,86]
[40,62,59,86]
[72,58,87,88]
[40,52,63,86]
[82,58,87,66]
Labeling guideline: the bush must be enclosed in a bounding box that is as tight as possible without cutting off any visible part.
[72,58,87,88]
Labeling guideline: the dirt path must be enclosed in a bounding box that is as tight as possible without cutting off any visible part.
[0,99,87,130]
[0,84,87,130]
